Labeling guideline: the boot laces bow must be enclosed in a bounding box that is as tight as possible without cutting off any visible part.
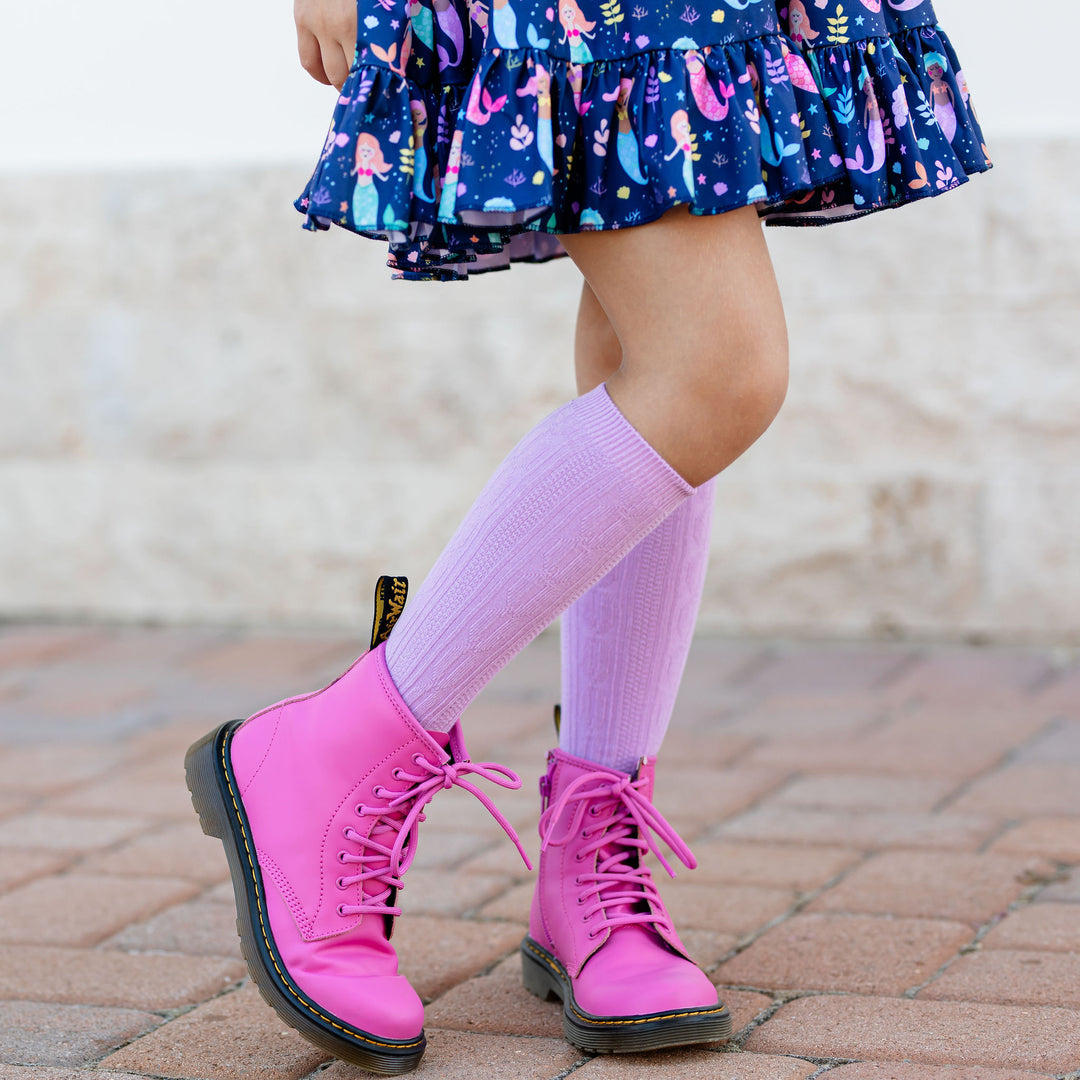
[538,768,696,938]
[337,754,531,918]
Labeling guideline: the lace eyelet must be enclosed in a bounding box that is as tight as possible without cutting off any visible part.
[391,768,404,779]
[580,829,591,840]
[588,806,600,816]
[587,930,598,939]
[355,805,365,816]
[412,753,424,765]
[336,877,347,890]
[576,896,585,905]
[337,851,347,863]
[573,853,584,862]
[336,904,348,917]
[373,786,387,799]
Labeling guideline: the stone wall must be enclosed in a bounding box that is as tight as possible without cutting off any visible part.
[1,139,1077,642]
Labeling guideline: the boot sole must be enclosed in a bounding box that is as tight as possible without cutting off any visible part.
[184,721,427,1075]
[521,937,732,1054]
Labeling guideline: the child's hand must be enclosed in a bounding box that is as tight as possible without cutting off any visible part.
[295,0,358,90]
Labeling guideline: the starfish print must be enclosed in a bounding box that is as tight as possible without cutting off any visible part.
[391,18,400,27]
[808,103,818,116]
[696,173,706,184]
[702,130,713,141]
[811,148,821,159]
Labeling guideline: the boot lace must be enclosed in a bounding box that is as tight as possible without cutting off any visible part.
[538,769,694,939]
[336,754,531,918]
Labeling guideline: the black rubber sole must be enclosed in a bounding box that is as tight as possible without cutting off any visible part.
[521,936,732,1054]
[184,721,427,1075]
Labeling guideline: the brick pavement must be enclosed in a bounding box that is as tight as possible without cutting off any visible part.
[0,624,1078,1079]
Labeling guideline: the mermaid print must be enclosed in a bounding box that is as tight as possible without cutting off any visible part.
[296,0,990,279]
[410,100,435,203]
[614,78,647,184]
[559,0,597,64]
[407,0,435,51]
[437,129,465,219]
[351,132,395,228]
[434,0,465,70]
[924,51,957,143]
[842,70,886,174]
[681,45,737,121]
[516,60,555,175]
[663,109,697,198]
[787,1,819,44]
[490,0,519,47]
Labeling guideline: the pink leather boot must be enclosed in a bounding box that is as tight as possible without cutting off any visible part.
[522,748,730,1053]
[185,580,528,1074]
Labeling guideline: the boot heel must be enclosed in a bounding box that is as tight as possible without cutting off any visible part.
[184,724,238,840]
[520,940,564,1004]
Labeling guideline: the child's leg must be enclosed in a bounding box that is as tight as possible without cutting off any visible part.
[386,205,787,732]
[560,280,715,773]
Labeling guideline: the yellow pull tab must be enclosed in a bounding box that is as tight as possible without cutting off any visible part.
[370,576,409,650]
[552,703,561,737]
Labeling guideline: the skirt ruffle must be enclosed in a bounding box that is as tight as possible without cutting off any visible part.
[296,8,990,280]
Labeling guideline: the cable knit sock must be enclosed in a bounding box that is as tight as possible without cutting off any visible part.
[384,384,694,732]
[558,478,715,774]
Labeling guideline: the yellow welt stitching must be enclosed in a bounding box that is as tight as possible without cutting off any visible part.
[523,940,729,1027]
[219,728,424,1052]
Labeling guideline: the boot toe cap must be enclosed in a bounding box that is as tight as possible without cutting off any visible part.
[292,969,425,1042]
[573,929,718,1018]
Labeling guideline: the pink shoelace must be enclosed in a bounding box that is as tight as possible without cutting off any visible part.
[538,768,696,939]
[336,752,532,918]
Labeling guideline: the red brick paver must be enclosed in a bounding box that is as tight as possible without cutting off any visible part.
[0,624,1076,1080]
[919,949,1080,1008]
[806,851,1054,925]
[981,902,1080,952]
[743,995,1080,1073]
[99,985,329,1079]
[824,1064,1054,1080]
[716,913,972,995]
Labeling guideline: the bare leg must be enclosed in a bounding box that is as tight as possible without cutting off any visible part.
[559,204,789,486]
[561,273,714,773]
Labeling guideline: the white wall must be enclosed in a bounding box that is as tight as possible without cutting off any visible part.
[0,0,1055,173]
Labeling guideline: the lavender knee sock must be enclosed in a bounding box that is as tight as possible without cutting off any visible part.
[384,384,694,732]
[558,478,715,774]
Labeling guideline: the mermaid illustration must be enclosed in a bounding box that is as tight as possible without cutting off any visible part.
[434,0,466,70]
[843,69,886,174]
[516,60,555,175]
[558,0,597,64]
[410,100,436,203]
[614,77,647,184]
[491,0,519,47]
[663,109,697,199]
[787,1,820,44]
[465,0,489,41]
[682,46,736,121]
[924,51,957,143]
[407,0,435,52]
[437,129,465,219]
[351,132,395,229]
[569,64,591,116]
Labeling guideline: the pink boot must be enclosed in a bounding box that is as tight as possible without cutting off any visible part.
[523,749,730,1053]
[185,582,528,1074]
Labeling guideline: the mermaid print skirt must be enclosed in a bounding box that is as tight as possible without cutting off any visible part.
[296,0,991,280]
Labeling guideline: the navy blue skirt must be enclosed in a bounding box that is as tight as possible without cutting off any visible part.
[296,0,991,280]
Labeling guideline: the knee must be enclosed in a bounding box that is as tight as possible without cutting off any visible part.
[618,329,788,486]
[694,341,788,477]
